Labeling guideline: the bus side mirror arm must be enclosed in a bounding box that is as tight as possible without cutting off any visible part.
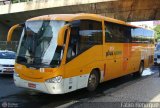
[57,25,70,46]
[7,24,21,42]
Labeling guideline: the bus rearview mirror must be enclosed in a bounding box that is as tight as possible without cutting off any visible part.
[7,24,21,42]
[57,25,70,46]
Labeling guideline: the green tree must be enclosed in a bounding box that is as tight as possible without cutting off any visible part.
[154,25,160,40]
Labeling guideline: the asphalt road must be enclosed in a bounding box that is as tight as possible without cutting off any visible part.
[0,66,159,108]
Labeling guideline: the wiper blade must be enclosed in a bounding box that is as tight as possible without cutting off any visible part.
[26,63,53,69]
[16,56,27,64]
[18,54,41,59]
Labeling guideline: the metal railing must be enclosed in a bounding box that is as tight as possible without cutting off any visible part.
[0,0,11,5]
[0,0,51,5]
[0,41,18,51]
[0,0,33,5]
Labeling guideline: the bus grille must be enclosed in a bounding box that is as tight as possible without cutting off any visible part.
[2,65,14,67]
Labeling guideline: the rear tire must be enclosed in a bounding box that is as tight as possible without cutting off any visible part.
[133,61,144,77]
[87,70,99,92]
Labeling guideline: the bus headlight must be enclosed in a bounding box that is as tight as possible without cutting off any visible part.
[46,76,62,83]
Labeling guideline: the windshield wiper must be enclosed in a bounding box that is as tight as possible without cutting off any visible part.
[16,56,27,65]
[26,62,53,69]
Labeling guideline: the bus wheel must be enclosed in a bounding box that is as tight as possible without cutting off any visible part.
[87,70,99,91]
[133,61,144,77]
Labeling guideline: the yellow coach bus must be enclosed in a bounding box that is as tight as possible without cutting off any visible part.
[7,13,154,94]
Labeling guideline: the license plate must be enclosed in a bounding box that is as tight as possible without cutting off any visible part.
[5,68,13,71]
[28,83,36,88]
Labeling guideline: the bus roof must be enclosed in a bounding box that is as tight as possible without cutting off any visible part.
[27,13,138,28]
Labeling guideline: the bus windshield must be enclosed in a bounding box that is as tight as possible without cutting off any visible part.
[16,20,65,68]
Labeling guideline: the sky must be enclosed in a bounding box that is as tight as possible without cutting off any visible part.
[130,21,154,29]
[130,21,160,30]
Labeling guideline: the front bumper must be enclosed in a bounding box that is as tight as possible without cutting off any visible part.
[14,73,65,94]
[0,67,14,74]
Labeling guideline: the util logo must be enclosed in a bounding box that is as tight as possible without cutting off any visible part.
[2,102,8,108]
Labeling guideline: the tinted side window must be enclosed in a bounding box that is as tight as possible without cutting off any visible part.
[131,28,147,43]
[66,20,102,62]
[79,20,102,53]
[124,26,132,43]
[131,28,141,43]
[66,27,79,62]
[143,29,154,44]
[104,22,154,44]
[105,22,132,43]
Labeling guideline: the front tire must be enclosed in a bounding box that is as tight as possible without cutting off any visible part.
[87,70,99,91]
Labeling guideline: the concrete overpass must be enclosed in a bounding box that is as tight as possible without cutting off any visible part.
[0,0,160,50]
[0,0,160,26]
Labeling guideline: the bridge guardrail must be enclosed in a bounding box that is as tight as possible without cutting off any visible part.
[0,0,47,5]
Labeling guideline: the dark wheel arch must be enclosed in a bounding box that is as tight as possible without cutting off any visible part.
[133,61,144,77]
